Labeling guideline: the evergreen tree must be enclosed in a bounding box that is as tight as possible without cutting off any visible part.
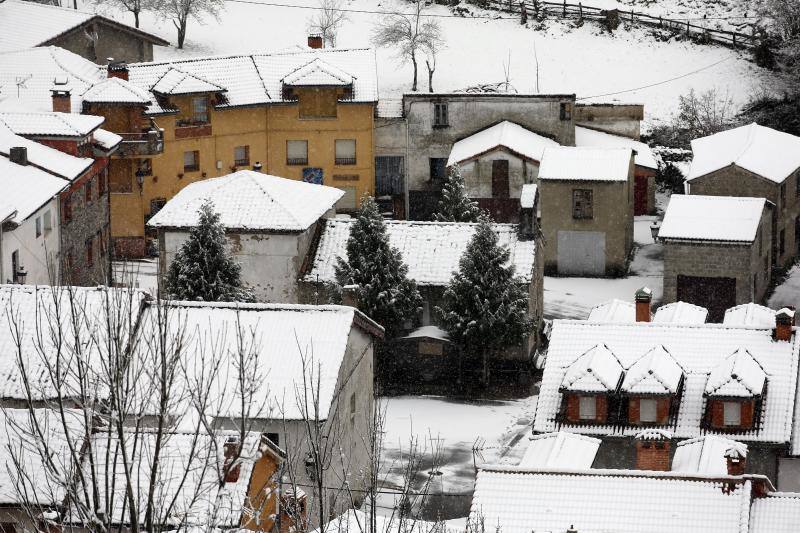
[436,217,532,384]
[434,164,482,223]
[165,200,253,302]
[335,196,422,338]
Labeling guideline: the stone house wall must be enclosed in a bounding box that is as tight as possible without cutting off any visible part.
[50,20,160,64]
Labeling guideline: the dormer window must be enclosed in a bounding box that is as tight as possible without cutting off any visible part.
[579,396,597,420]
[620,346,684,426]
[280,58,356,119]
[559,344,624,425]
[704,348,766,431]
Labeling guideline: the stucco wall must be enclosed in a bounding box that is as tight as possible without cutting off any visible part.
[52,21,156,64]
[459,149,539,199]
[1,198,60,285]
[574,104,644,140]
[688,166,800,268]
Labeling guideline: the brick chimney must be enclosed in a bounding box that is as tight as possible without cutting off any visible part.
[223,436,241,483]
[725,445,747,476]
[635,287,652,322]
[308,34,323,49]
[107,59,129,81]
[774,307,795,342]
[51,86,71,113]
[9,147,28,166]
[634,429,671,471]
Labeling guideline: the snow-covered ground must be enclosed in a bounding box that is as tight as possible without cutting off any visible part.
[112,259,159,294]
[78,0,780,125]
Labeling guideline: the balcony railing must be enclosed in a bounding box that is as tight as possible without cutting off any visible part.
[287,157,308,166]
[335,157,357,166]
[115,130,165,157]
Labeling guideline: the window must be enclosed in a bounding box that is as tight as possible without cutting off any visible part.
[560,102,572,120]
[62,193,72,223]
[86,237,94,267]
[43,210,52,232]
[11,250,20,283]
[572,189,594,219]
[234,145,250,166]
[191,96,209,123]
[265,432,280,446]
[723,401,741,427]
[578,396,596,420]
[335,139,357,165]
[183,150,200,172]
[433,102,448,127]
[85,177,93,203]
[287,140,308,165]
[429,158,448,182]
[639,398,658,423]
[780,229,786,256]
[99,172,107,197]
[35,217,42,238]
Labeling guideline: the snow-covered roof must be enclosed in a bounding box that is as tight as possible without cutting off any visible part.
[534,320,800,446]
[561,344,625,393]
[688,123,800,183]
[151,67,227,96]
[539,146,632,182]
[82,77,152,105]
[470,466,757,533]
[282,57,355,86]
[318,509,457,533]
[658,195,767,243]
[672,436,748,476]
[446,121,558,166]
[0,408,85,506]
[306,219,537,287]
[0,0,166,53]
[575,126,658,169]
[69,430,261,527]
[653,302,708,325]
[0,151,68,222]
[0,122,93,181]
[724,303,776,328]
[149,301,380,420]
[705,348,767,398]
[620,345,684,395]
[520,432,600,469]
[92,128,122,151]
[147,171,343,232]
[376,98,403,118]
[519,183,537,209]
[0,285,147,401]
[749,492,800,533]
[588,299,637,323]
[403,325,450,341]
[0,109,103,137]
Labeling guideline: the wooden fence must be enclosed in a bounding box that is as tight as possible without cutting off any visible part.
[485,0,757,49]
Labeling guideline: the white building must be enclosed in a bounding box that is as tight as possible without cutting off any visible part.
[147,170,343,302]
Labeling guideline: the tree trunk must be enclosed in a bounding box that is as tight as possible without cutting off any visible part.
[177,21,187,49]
[426,59,434,93]
[411,51,418,92]
[134,10,140,28]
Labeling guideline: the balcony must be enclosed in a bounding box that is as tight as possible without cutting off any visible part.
[175,122,212,139]
[115,130,165,158]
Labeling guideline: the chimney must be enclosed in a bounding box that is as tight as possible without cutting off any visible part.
[107,59,129,81]
[774,307,795,342]
[308,34,323,49]
[341,284,359,308]
[9,147,28,166]
[725,445,747,476]
[635,287,652,322]
[634,429,671,471]
[223,436,241,483]
[51,87,71,113]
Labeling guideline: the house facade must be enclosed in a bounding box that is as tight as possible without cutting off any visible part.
[0,0,168,63]
[538,147,635,276]
[147,171,342,302]
[659,195,773,321]
[686,123,800,268]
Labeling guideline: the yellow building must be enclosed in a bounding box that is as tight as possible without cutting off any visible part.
[106,49,377,257]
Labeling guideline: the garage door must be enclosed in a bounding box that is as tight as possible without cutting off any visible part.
[676,275,736,322]
[557,231,606,276]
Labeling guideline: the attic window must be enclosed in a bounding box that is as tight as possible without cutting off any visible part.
[723,402,741,427]
[579,396,596,420]
[640,399,657,423]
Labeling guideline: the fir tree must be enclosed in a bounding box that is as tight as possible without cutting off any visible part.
[335,196,422,338]
[165,200,253,302]
[436,217,532,384]
[434,164,482,223]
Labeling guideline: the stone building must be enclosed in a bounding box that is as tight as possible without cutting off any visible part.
[686,123,800,268]
[148,170,342,302]
[538,146,635,276]
[0,0,168,63]
[658,195,773,321]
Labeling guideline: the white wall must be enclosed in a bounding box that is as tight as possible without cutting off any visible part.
[1,199,60,285]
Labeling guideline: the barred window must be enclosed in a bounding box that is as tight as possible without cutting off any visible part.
[572,189,594,219]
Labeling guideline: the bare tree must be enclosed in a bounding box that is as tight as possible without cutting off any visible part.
[92,0,154,28]
[307,0,349,48]
[675,88,737,139]
[372,0,444,92]
[157,0,225,49]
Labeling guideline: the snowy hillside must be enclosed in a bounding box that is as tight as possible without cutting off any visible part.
[79,0,780,125]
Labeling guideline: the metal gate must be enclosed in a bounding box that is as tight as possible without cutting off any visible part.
[557,230,606,276]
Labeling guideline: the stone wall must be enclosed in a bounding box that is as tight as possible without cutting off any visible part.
[52,20,157,64]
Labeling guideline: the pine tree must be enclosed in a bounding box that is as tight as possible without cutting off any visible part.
[164,200,253,302]
[436,217,532,384]
[434,164,482,223]
[335,196,422,338]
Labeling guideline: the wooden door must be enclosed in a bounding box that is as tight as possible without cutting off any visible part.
[677,275,736,322]
[492,159,510,198]
[634,175,648,216]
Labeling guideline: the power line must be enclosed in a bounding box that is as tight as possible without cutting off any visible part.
[576,56,733,100]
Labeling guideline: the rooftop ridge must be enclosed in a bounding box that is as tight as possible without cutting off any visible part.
[127,47,374,69]
[552,317,785,333]
[329,217,520,229]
